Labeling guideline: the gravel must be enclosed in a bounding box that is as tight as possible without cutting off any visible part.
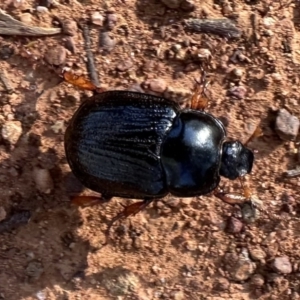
[147,78,167,93]
[275,108,300,141]
[32,167,54,194]
[272,256,292,274]
[1,120,22,148]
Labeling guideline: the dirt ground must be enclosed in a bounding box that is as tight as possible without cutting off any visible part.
[0,0,300,299]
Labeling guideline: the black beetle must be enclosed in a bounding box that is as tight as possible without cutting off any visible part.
[64,71,255,243]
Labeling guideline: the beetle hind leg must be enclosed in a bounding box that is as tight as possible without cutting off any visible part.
[103,198,154,245]
[188,68,211,111]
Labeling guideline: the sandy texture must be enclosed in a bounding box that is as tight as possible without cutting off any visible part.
[0,0,300,299]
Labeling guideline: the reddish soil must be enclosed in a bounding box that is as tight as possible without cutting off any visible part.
[0,0,300,299]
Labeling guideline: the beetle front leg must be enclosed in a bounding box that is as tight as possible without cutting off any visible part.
[103,198,154,245]
[214,177,251,205]
[214,190,247,205]
[71,194,112,207]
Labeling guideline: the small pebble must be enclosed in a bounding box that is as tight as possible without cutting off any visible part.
[0,45,14,60]
[249,247,266,262]
[133,237,143,249]
[172,290,185,300]
[226,216,243,233]
[185,240,197,251]
[91,12,104,26]
[32,167,54,194]
[272,256,292,274]
[151,265,161,275]
[44,45,66,66]
[26,251,35,260]
[101,267,140,296]
[26,261,44,279]
[36,6,49,13]
[106,13,118,30]
[213,277,230,291]
[1,120,22,147]
[250,274,265,287]
[242,203,259,223]
[263,17,276,29]
[36,291,46,300]
[148,79,167,93]
[116,59,134,72]
[271,73,282,82]
[195,48,212,60]
[171,44,182,53]
[275,109,300,141]
[180,0,195,11]
[232,68,244,78]
[266,242,279,258]
[228,85,247,100]
[231,259,256,281]
[51,120,64,133]
[62,20,78,36]
[99,31,116,53]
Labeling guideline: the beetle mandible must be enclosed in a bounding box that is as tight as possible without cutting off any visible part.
[63,70,257,244]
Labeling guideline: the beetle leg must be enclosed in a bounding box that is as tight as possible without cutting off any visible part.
[214,177,251,205]
[62,70,105,93]
[214,190,246,205]
[71,195,112,207]
[103,198,154,245]
[189,68,210,111]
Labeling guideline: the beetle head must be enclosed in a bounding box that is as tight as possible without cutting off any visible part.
[219,141,254,180]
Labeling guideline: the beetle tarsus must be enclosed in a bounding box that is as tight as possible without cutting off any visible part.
[103,198,154,245]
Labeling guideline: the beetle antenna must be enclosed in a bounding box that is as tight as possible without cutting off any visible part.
[244,126,263,147]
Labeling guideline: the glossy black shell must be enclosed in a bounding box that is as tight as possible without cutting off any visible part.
[65,91,226,199]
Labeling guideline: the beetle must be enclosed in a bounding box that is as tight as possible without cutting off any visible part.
[63,70,258,244]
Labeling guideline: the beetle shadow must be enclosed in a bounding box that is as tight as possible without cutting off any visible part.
[0,83,115,299]
[0,128,84,300]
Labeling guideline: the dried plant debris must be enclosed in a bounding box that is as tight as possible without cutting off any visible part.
[185,18,242,39]
[82,25,100,87]
[0,9,61,36]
